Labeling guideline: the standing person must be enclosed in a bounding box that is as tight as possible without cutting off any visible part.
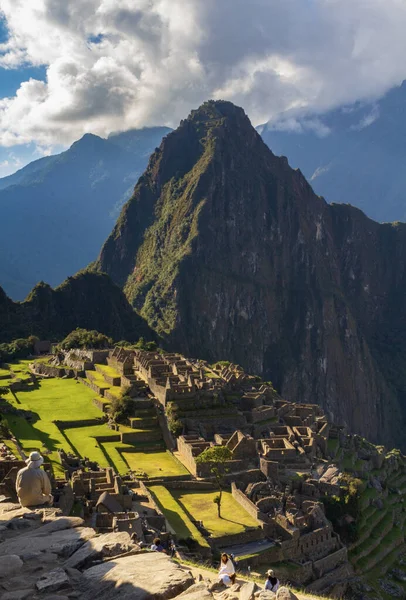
[16,451,53,508]
[169,539,177,558]
[218,553,236,585]
[264,569,280,593]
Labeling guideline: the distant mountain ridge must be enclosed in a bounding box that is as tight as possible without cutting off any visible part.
[0,126,171,300]
[97,99,406,450]
[0,271,153,343]
[259,81,406,223]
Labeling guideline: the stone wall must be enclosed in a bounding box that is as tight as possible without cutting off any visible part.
[236,545,283,568]
[231,482,267,522]
[94,434,121,443]
[80,377,108,396]
[306,562,352,593]
[71,349,110,363]
[55,418,106,429]
[165,480,216,490]
[313,546,348,577]
[33,363,79,378]
[281,526,338,561]
[95,366,121,387]
[260,457,279,479]
[275,561,314,586]
[93,397,109,412]
[211,527,264,548]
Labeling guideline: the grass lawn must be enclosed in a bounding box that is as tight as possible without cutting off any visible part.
[62,423,119,466]
[173,490,259,538]
[122,450,189,478]
[86,370,110,388]
[148,485,209,547]
[95,364,121,379]
[5,377,102,475]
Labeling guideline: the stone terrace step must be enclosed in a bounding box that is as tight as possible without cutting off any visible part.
[131,398,154,409]
[129,416,158,429]
[120,429,163,443]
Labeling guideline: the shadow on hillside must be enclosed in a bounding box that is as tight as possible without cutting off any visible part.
[7,410,62,455]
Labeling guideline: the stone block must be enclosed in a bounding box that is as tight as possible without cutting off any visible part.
[64,531,135,569]
[36,567,70,592]
[176,582,214,598]
[276,588,299,600]
[240,581,257,600]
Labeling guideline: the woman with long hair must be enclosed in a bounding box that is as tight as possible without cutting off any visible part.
[218,552,236,585]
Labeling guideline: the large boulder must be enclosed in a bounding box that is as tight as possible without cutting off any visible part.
[276,588,299,600]
[176,582,214,599]
[64,531,135,569]
[0,555,23,578]
[81,552,194,599]
[0,525,95,556]
[240,581,257,600]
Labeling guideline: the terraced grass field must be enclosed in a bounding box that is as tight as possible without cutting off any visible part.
[148,485,209,547]
[172,490,259,537]
[1,361,183,479]
[122,450,189,478]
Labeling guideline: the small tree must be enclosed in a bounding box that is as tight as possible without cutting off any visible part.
[195,445,232,518]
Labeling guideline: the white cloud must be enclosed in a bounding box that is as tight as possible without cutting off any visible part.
[351,104,380,131]
[0,154,22,176]
[0,0,406,148]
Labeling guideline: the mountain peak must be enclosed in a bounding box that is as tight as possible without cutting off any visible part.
[186,99,249,124]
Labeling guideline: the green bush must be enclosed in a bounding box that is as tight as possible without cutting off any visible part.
[168,418,183,436]
[0,336,38,363]
[58,328,113,350]
[109,394,134,423]
[115,337,158,351]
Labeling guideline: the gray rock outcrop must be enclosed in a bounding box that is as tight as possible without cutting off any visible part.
[81,552,195,599]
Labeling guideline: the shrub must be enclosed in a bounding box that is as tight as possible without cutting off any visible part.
[0,336,38,363]
[59,328,113,350]
[109,394,134,423]
[115,337,158,351]
[168,418,183,436]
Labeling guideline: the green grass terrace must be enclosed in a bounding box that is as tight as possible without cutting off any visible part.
[148,486,259,547]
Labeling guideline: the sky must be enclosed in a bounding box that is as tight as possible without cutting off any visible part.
[1,0,406,177]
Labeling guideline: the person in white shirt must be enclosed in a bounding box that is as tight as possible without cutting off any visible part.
[264,569,280,593]
[218,553,236,585]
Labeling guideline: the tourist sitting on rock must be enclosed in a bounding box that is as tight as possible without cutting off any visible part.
[150,537,166,553]
[16,451,53,508]
[218,553,236,585]
[264,569,280,593]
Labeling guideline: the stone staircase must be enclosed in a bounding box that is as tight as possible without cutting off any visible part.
[120,399,164,445]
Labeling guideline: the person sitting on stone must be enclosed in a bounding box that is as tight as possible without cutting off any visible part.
[16,451,53,508]
[264,569,280,593]
[218,553,236,585]
[150,537,166,553]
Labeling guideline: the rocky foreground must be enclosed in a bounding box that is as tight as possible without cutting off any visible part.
[0,503,316,600]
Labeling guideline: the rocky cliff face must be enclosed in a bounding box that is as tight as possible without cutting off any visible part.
[97,100,406,449]
[0,271,153,343]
